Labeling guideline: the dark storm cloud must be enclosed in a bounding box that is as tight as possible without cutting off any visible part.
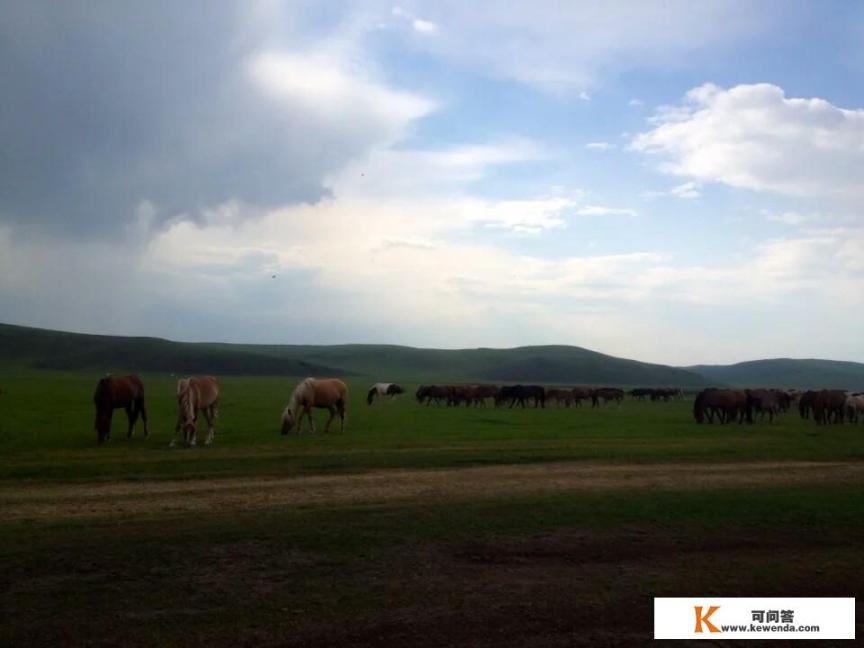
[0,1,369,238]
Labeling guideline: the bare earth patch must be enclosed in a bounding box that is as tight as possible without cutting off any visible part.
[1,460,861,521]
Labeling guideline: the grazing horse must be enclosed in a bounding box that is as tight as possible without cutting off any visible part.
[813,389,847,425]
[171,376,219,447]
[499,384,545,408]
[746,389,780,423]
[281,378,347,434]
[592,387,624,407]
[367,382,404,405]
[798,390,817,419]
[93,375,149,444]
[417,384,450,405]
[844,394,864,424]
[546,388,575,407]
[693,388,748,424]
[469,384,500,407]
[571,387,594,407]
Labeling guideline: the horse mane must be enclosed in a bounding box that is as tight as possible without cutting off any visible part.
[177,378,195,423]
[288,377,316,414]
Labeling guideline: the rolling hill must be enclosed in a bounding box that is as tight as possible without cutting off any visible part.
[3,322,863,389]
[686,359,864,391]
[0,322,709,386]
[0,323,343,377]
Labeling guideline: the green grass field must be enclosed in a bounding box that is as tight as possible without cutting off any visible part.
[1,370,862,646]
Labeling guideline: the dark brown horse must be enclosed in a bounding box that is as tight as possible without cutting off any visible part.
[798,390,817,419]
[693,388,748,424]
[746,389,780,423]
[571,387,594,407]
[813,390,847,425]
[93,375,149,444]
[592,387,624,407]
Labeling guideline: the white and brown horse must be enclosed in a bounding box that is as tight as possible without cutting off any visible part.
[366,382,404,405]
[171,376,219,447]
[282,377,347,434]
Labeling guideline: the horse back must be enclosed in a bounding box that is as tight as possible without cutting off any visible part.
[312,378,348,406]
[96,375,144,408]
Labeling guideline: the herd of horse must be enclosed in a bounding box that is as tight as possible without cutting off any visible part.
[692,387,864,425]
[412,384,674,408]
[93,374,348,446]
[91,374,864,445]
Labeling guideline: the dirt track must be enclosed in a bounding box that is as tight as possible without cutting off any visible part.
[2,460,861,522]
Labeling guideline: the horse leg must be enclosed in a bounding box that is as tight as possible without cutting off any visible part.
[203,407,216,445]
[138,398,149,438]
[188,412,197,447]
[125,405,137,438]
[323,405,336,433]
[338,401,346,433]
[170,410,183,448]
[306,406,315,434]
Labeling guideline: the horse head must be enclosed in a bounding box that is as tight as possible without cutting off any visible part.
[281,407,295,435]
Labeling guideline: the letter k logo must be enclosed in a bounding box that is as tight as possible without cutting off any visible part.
[694,605,721,633]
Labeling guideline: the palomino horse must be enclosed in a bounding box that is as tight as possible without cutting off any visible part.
[845,394,864,424]
[282,378,347,434]
[172,376,219,447]
[93,374,149,444]
[366,382,404,405]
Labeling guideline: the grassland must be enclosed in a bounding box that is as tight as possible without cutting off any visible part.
[1,369,863,646]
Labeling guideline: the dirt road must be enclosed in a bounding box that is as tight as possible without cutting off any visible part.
[2,460,861,521]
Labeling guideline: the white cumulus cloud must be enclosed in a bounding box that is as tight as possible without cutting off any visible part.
[632,83,864,202]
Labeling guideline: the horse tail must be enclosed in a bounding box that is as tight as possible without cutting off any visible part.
[367,387,376,405]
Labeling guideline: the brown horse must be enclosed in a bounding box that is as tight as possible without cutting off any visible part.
[281,378,347,434]
[546,388,575,407]
[469,384,500,406]
[571,387,594,407]
[93,375,149,444]
[172,376,220,447]
[693,388,748,424]
[813,390,847,425]
[798,390,817,419]
[592,387,624,407]
[746,389,780,423]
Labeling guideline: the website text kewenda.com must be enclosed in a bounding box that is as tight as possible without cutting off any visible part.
[720,624,821,633]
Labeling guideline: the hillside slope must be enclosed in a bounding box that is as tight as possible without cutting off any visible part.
[0,323,710,385]
[685,358,864,390]
[0,324,343,377]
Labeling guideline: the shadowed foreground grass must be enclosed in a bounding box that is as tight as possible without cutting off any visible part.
[2,483,862,647]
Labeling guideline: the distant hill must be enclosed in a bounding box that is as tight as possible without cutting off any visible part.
[209,342,710,386]
[7,322,862,389]
[0,323,343,377]
[685,359,864,391]
[0,322,711,386]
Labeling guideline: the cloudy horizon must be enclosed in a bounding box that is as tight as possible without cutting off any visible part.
[1,1,863,366]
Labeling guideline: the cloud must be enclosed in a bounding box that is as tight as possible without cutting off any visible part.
[632,83,864,203]
[585,142,615,150]
[574,206,637,217]
[0,2,433,238]
[327,138,548,199]
[628,99,644,107]
[669,181,701,199]
[392,6,439,34]
[763,210,811,226]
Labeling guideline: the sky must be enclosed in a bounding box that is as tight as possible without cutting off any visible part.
[1,0,863,365]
